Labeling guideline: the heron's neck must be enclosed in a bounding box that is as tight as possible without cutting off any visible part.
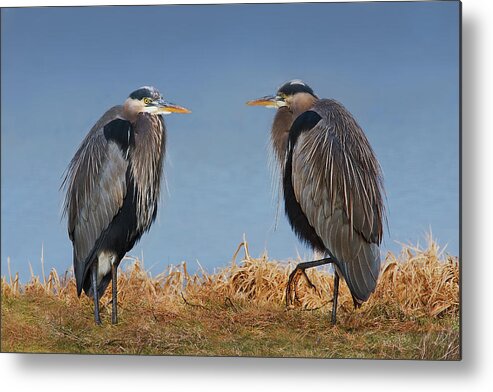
[291,93,318,118]
[271,94,318,167]
[271,108,293,167]
[123,98,145,123]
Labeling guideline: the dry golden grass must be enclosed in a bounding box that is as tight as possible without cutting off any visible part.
[1,236,459,359]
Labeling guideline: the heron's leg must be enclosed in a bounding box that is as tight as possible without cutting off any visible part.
[286,258,333,307]
[91,263,102,325]
[111,263,118,325]
[331,273,340,325]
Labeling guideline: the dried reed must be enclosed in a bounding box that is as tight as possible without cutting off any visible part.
[2,236,459,321]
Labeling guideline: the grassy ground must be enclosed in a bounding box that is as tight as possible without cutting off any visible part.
[1,238,459,359]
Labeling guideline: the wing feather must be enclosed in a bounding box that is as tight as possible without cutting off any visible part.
[289,100,385,302]
[62,107,131,295]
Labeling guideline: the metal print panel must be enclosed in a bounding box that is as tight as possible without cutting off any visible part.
[1,1,460,359]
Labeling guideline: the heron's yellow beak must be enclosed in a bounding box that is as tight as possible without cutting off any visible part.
[159,104,191,114]
[154,98,191,114]
[246,95,284,109]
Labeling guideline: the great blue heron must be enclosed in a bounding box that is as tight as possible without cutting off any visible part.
[247,80,385,324]
[62,86,190,325]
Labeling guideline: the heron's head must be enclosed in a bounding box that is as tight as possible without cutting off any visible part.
[124,86,191,119]
[246,80,317,112]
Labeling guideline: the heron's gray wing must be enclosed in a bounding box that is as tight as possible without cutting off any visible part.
[62,106,130,295]
[290,104,384,302]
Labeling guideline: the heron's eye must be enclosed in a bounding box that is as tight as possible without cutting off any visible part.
[143,98,152,105]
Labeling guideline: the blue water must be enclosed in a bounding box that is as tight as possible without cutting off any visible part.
[1,3,460,281]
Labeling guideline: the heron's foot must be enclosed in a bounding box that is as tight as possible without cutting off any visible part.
[111,305,118,325]
[286,266,318,308]
[111,263,118,325]
[331,274,340,326]
[301,269,317,290]
[286,268,300,308]
[94,310,102,325]
[331,308,338,326]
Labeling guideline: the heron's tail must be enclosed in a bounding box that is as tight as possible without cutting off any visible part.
[73,249,85,298]
[334,240,381,306]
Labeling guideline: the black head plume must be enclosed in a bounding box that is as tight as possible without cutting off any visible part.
[129,86,162,100]
[277,80,316,97]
